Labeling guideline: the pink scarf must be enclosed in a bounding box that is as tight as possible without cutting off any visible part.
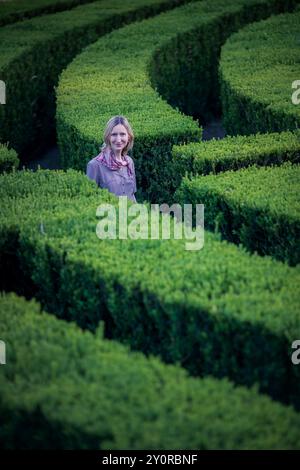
[96,148,133,177]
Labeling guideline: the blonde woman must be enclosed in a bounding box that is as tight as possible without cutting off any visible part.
[86,115,137,202]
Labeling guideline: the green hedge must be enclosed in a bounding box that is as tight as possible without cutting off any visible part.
[170,9,300,265]
[0,169,299,409]
[0,0,193,160]
[219,10,300,136]
[174,161,300,266]
[149,0,299,122]
[0,0,96,27]
[2,292,300,449]
[171,130,300,185]
[0,144,19,173]
[56,0,300,204]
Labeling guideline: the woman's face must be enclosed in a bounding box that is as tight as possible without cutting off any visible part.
[109,124,129,155]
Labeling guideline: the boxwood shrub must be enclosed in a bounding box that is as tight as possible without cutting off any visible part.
[0,0,96,27]
[56,0,300,204]
[0,143,19,173]
[0,169,299,409]
[219,10,300,136]
[1,292,300,449]
[172,130,300,183]
[171,9,300,264]
[0,0,192,159]
[174,161,300,266]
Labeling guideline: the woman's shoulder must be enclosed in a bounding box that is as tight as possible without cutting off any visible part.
[87,155,100,167]
[87,154,108,170]
[126,155,134,165]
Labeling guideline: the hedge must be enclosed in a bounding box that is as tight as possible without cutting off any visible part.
[171,130,300,186]
[0,0,193,160]
[0,143,19,174]
[0,0,96,27]
[219,10,300,136]
[56,0,300,204]
[1,292,300,449]
[174,161,300,266]
[171,9,300,264]
[0,169,299,409]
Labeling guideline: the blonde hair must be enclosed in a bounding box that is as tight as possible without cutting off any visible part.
[101,115,134,156]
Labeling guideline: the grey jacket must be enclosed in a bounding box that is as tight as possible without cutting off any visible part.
[86,155,137,202]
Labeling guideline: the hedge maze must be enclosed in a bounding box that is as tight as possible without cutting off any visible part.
[1,291,300,449]
[0,0,300,449]
[0,0,193,159]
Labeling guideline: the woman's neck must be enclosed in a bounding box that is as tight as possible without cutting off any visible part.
[114,151,124,162]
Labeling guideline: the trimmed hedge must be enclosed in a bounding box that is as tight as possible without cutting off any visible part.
[174,161,300,266]
[0,0,96,27]
[0,143,19,173]
[171,130,300,184]
[1,292,300,449]
[0,169,299,409]
[171,9,300,264]
[0,0,193,160]
[56,0,300,204]
[219,10,300,136]
[149,0,300,122]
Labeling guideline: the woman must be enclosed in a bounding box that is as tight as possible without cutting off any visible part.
[86,115,137,202]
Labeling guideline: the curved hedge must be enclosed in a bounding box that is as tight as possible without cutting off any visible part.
[56,0,300,203]
[175,161,300,265]
[2,292,300,449]
[172,9,300,266]
[172,130,300,180]
[0,169,299,409]
[0,0,96,27]
[1,0,300,446]
[0,143,19,174]
[0,0,192,160]
[171,8,300,195]
[219,10,300,136]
